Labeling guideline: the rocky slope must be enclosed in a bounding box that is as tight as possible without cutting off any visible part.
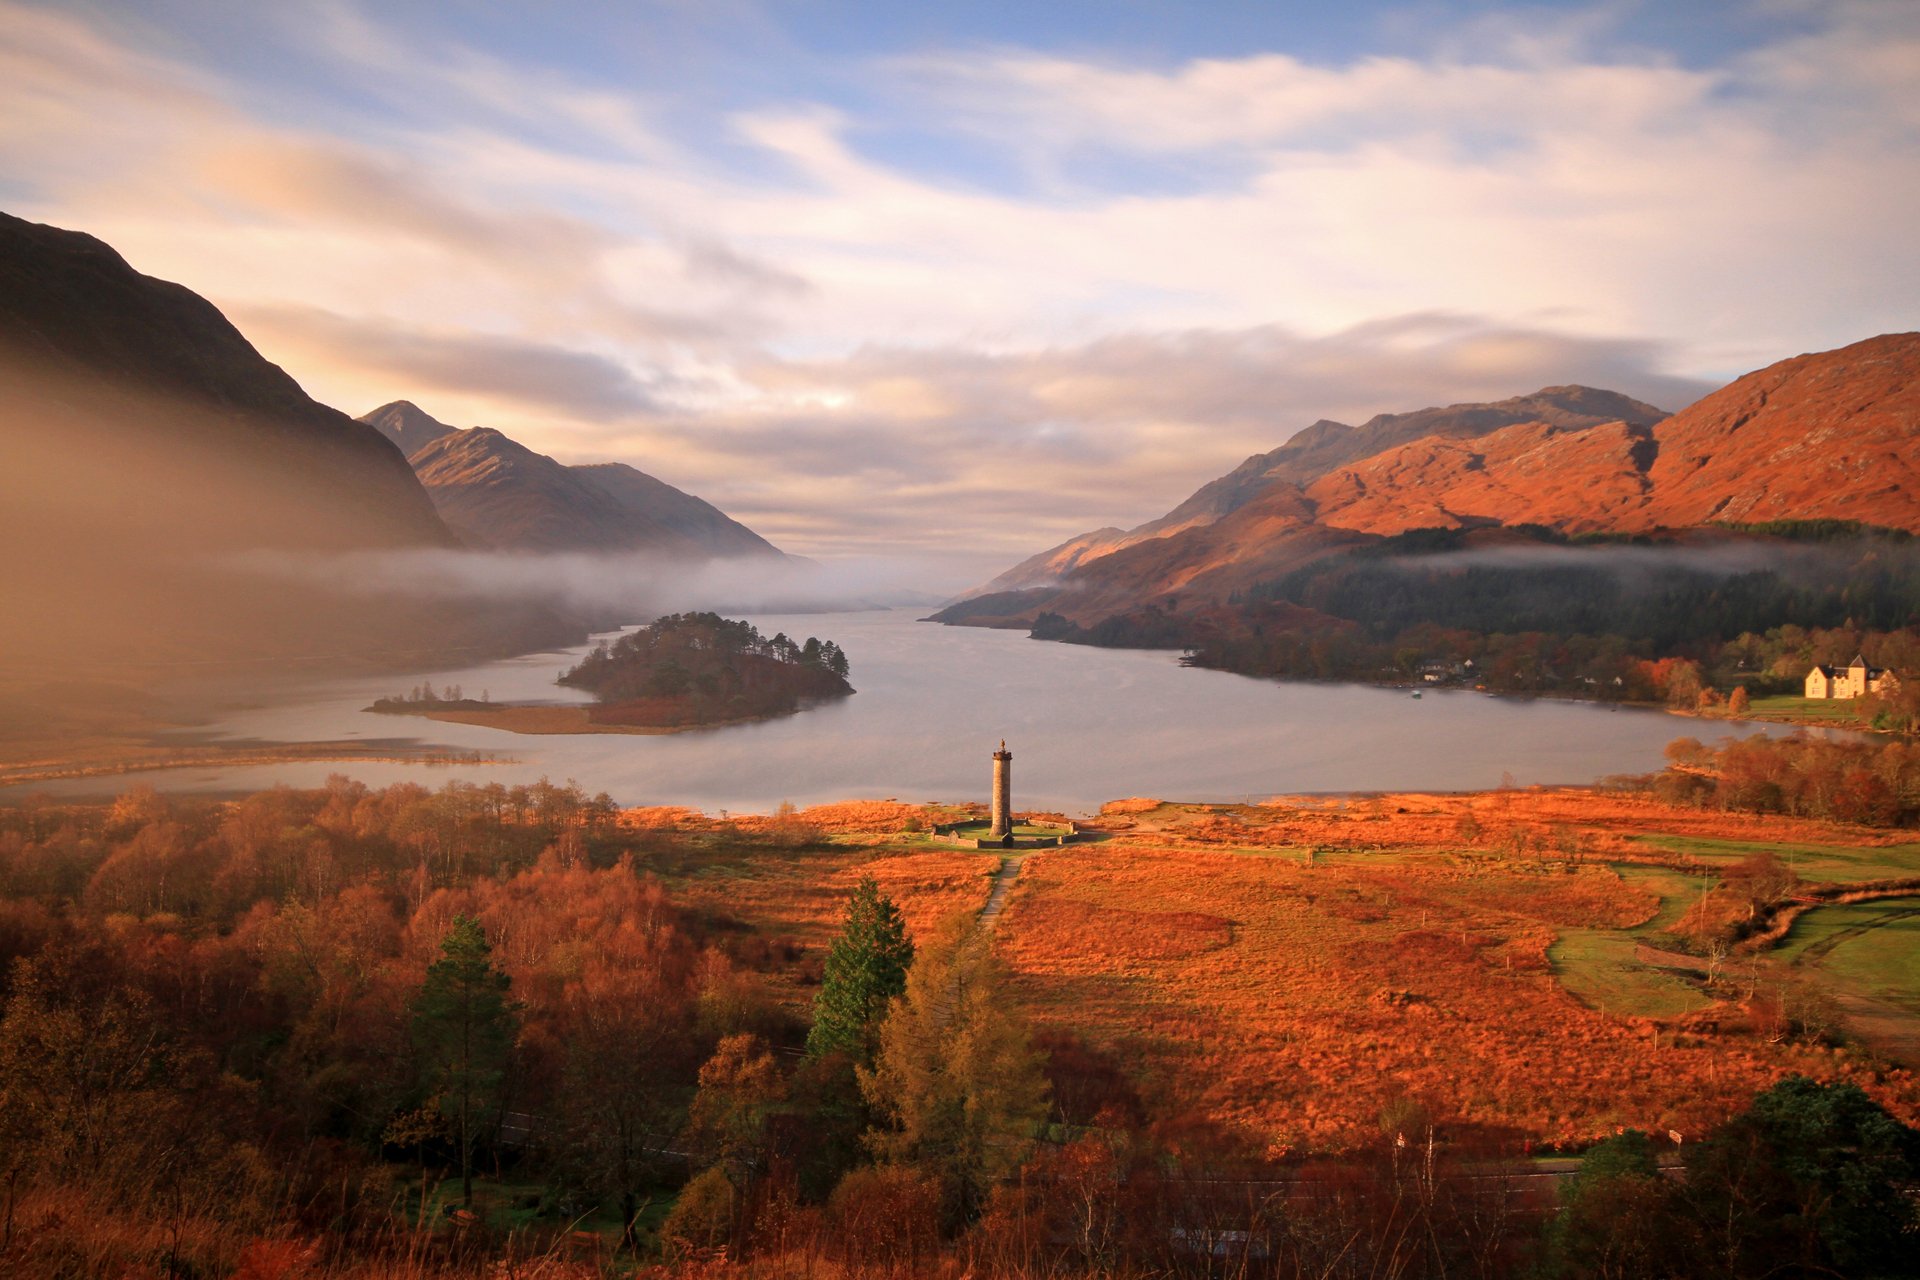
[360,400,782,557]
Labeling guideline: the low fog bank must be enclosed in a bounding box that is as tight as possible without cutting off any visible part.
[223,547,964,622]
[1392,541,1807,578]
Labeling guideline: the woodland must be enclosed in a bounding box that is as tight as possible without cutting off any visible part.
[0,775,1917,1277]
[1030,523,1920,721]
[557,614,853,728]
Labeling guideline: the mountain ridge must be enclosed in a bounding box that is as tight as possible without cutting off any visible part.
[976,385,1671,594]
[358,400,783,558]
[946,334,1920,629]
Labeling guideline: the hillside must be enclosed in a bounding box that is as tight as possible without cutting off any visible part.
[359,400,783,558]
[950,335,1920,628]
[0,211,576,674]
[979,386,1670,593]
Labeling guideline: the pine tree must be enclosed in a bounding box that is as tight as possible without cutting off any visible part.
[806,877,913,1062]
[411,915,518,1207]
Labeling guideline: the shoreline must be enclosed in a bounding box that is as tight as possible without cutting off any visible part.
[392,703,787,736]
[0,742,506,789]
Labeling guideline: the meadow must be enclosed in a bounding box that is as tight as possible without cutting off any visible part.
[646,788,1920,1152]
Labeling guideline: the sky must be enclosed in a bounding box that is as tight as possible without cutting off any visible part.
[3,0,1916,584]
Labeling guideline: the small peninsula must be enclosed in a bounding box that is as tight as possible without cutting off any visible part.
[368,612,853,735]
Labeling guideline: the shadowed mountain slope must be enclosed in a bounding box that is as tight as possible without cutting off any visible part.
[0,212,577,672]
[361,399,457,457]
[359,400,783,557]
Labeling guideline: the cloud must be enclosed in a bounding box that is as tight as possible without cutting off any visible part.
[237,305,665,419]
[612,314,1712,564]
[0,0,1913,574]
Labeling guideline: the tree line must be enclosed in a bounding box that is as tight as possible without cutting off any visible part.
[1644,732,1920,827]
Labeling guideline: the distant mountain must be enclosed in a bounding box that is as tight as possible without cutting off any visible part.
[358,401,783,558]
[403,426,699,554]
[977,386,1669,593]
[0,211,575,671]
[361,399,457,457]
[942,335,1920,630]
[572,463,780,557]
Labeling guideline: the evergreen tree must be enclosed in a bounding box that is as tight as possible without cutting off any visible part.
[411,915,518,1207]
[806,877,913,1061]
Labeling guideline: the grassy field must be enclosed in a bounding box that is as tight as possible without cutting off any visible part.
[1777,900,1920,1008]
[631,790,1920,1151]
[1629,833,1920,883]
[1745,693,1877,728]
[1548,927,1709,1019]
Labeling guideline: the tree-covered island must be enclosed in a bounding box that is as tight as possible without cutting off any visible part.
[559,611,852,728]
[366,613,853,734]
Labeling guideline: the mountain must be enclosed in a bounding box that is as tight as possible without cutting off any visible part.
[358,400,783,558]
[361,399,457,456]
[0,211,449,553]
[977,386,1669,592]
[572,463,780,557]
[1635,333,1920,530]
[944,335,1920,629]
[402,426,698,554]
[0,211,574,672]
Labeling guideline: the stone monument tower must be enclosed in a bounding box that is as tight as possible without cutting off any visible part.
[990,740,1013,838]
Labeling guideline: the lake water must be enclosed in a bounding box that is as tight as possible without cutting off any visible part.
[13,610,1778,814]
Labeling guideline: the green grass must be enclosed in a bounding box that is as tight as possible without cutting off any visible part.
[948,821,1070,838]
[1746,694,1875,726]
[1549,927,1711,1018]
[1610,863,1704,936]
[1775,901,1920,1011]
[1629,834,1920,884]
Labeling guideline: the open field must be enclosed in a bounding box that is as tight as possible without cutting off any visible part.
[1778,900,1920,1004]
[1548,928,1709,1019]
[1743,693,1880,728]
[633,788,1920,1154]
[1627,833,1920,882]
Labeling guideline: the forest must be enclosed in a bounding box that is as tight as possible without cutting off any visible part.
[0,778,1916,1277]
[557,613,852,728]
[1034,524,1920,709]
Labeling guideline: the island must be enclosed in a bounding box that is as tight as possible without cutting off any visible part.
[366,612,853,734]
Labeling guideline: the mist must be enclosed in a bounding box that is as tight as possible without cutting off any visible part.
[222,546,965,621]
[1391,540,1815,579]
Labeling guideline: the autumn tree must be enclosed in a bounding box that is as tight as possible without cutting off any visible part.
[555,952,699,1246]
[410,914,518,1207]
[859,917,1049,1221]
[806,876,913,1062]
[677,1032,786,1250]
